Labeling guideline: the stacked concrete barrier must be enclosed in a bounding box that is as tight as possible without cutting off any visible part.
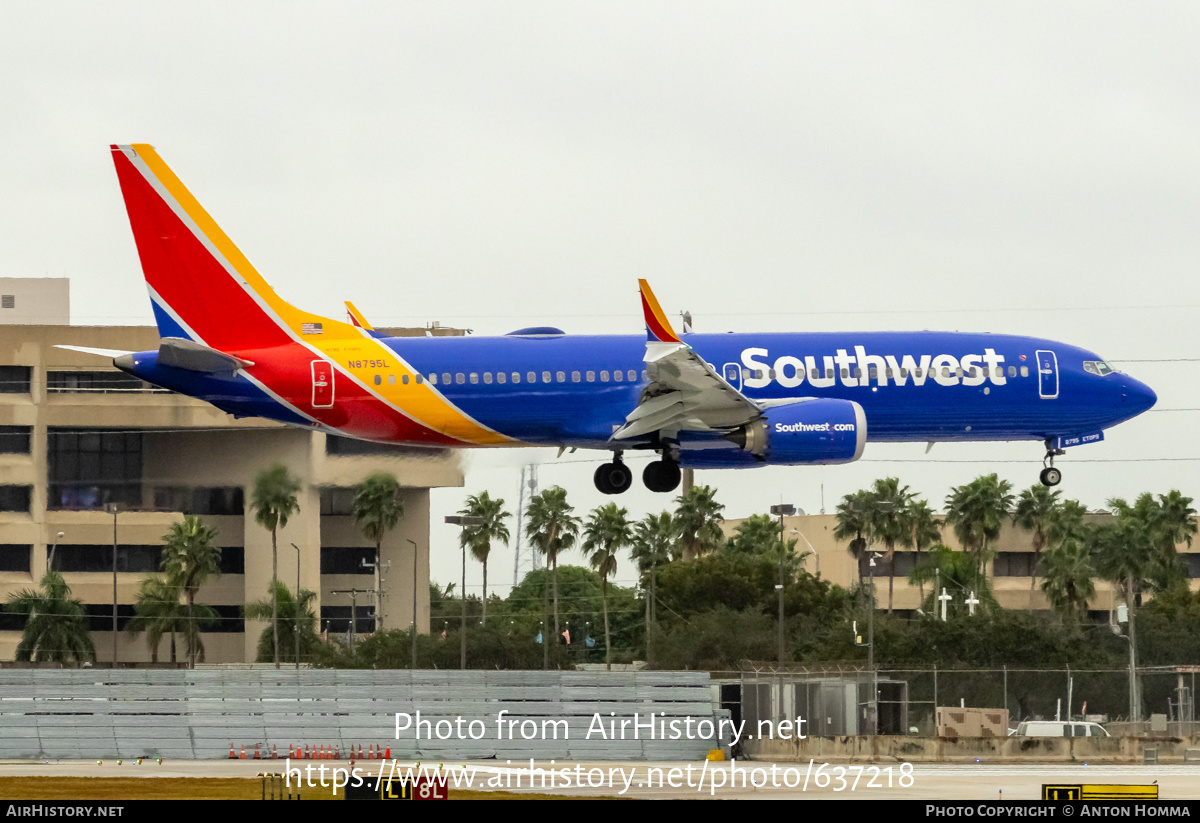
[0,669,728,761]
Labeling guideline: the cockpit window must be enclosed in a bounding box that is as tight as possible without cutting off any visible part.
[1083,360,1115,376]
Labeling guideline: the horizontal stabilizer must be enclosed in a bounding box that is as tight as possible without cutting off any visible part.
[156,337,253,373]
[54,344,133,359]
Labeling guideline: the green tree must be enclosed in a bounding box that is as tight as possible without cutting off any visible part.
[909,545,995,617]
[525,486,580,648]
[867,477,913,614]
[631,511,674,667]
[1145,491,1197,591]
[6,570,95,664]
[160,515,222,667]
[244,582,321,664]
[944,474,1015,587]
[834,489,873,589]
[126,576,188,663]
[251,464,301,669]
[903,498,942,602]
[458,491,510,627]
[353,472,404,630]
[1013,484,1062,605]
[673,485,725,561]
[582,503,632,670]
[1039,536,1096,621]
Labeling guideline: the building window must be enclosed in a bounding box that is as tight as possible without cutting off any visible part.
[203,604,244,633]
[319,487,355,515]
[218,547,244,575]
[0,426,31,454]
[0,366,30,395]
[83,604,136,632]
[993,552,1036,577]
[46,371,160,393]
[0,486,32,513]
[47,428,142,510]
[52,545,162,574]
[1,295,13,309]
[325,435,443,457]
[0,545,31,573]
[321,605,375,635]
[1188,555,1200,579]
[152,486,244,515]
[320,546,376,575]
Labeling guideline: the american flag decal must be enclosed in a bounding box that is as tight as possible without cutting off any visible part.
[302,322,323,335]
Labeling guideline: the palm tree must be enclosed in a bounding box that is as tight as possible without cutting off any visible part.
[458,492,510,627]
[126,576,188,663]
[902,498,941,602]
[525,486,580,646]
[631,511,674,667]
[160,515,222,667]
[834,489,873,589]
[1039,536,1096,622]
[582,503,632,670]
[251,464,301,669]
[674,485,725,561]
[1013,484,1062,605]
[353,472,404,630]
[245,582,320,664]
[944,473,1014,588]
[867,477,912,613]
[6,570,95,664]
[1147,490,1197,591]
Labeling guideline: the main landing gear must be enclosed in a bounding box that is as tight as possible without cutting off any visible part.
[592,454,682,494]
[594,455,633,495]
[643,458,682,493]
[1040,438,1064,487]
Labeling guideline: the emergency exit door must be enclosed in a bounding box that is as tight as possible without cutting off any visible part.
[311,360,335,408]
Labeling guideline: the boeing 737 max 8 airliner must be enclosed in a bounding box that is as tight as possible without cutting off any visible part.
[66,145,1157,495]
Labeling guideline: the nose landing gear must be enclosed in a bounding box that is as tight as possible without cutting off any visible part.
[594,454,633,495]
[1040,439,1064,487]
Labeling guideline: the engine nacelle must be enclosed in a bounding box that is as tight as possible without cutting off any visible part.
[728,398,866,465]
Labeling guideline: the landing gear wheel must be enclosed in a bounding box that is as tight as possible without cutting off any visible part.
[594,457,633,495]
[643,460,682,493]
[1039,467,1062,487]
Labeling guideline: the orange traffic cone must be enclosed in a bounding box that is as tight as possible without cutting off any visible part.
[239,745,246,760]
[272,745,278,760]
[253,743,261,760]
[228,744,236,760]
[334,746,340,761]
[368,744,374,760]
[303,744,309,759]
[358,744,364,760]
[385,747,391,760]
[288,744,294,759]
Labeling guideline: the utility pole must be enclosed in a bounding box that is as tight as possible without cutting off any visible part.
[769,504,795,668]
[330,588,370,650]
[445,515,484,670]
[360,552,390,631]
[107,503,119,668]
[406,538,418,670]
[290,543,301,669]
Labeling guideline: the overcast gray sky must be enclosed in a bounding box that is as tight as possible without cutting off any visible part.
[3,2,1199,595]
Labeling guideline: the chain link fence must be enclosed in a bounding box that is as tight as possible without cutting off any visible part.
[718,664,1198,738]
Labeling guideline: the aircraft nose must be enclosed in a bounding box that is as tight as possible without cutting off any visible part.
[1120,376,1156,415]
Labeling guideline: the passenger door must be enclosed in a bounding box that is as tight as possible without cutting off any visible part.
[1035,350,1059,399]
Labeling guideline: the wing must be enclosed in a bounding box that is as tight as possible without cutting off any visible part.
[610,281,762,442]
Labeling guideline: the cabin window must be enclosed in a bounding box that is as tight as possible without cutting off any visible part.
[373,374,382,386]
[628,370,637,382]
[900,368,908,378]
[941,368,951,378]
[826,369,833,379]
[586,371,595,382]
[600,371,610,382]
[527,372,536,383]
[415,374,424,384]
[496,372,506,384]
[854,368,862,379]
[885,368,894,378]
[510,372,519,384]
[995,367,1003,378]
[955,368,963,378]
[483,373,492,384]
[742,369,751,379]
[469,373,479,384]
[768,369,776,379]
[389,374,397,385]
[541,371,551,383]
[571,371,581,383]
[442,373,452,385]
[840,368,848,379]
[1008,366,1016,378]
[868,367,878,379]
[428,374,438,385]
[810,369,819,379]
[1020,366,1029,377]
[914,368,923,378]
[641,370,648,381]
[613,370,624,382]
[456,373,466,385]
[556,371,566,383]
